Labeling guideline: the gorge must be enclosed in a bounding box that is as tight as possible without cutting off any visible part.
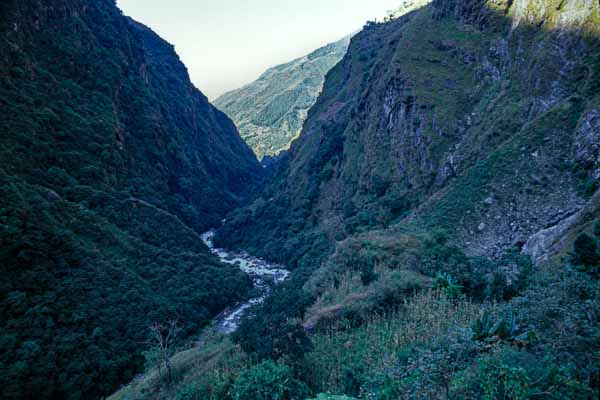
[1,0,600,399]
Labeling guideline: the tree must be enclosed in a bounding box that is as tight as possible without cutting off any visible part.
[232,360,309,400]
[234,314,312,362]
[435,272,464,300]
[573,233,600,268]
[146,319,180,388]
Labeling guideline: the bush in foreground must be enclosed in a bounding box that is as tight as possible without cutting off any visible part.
[232,360,310,400]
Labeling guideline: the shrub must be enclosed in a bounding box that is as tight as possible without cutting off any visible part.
[177,380,231,400]
[232,360,310,400]
[434,272,463,299]
[451,349,595,400]
[420,238,482,296]
[471,312,536,345]
[232,284,313,361]
[421,239,533,302]
[484,271,511,301]
[476,359,531,400]
[582,178,599,197]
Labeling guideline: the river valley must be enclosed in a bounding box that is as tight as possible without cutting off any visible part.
[200,231,289,333]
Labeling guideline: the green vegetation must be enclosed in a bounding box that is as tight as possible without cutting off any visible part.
[0,0,261,398]
[111,335,249,400]
[112,254,600,399]
[231,360,309,400]
[117,222,600,399]
[215,37,351,160]
[140,0,599,398]
[4,0,600,398]
[304,290,482,395]
[383,0,432,22]
[574,233,599,263]
[0,175,252,400]
[232,278,314,361]
[218,0,600,276]
[572,229,600,276]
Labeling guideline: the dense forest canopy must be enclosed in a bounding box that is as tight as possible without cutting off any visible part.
[0,0,261,398]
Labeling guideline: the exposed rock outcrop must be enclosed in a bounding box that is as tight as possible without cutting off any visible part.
[575,107,600,179]
[217,0,600,271]
[524,190,600,263]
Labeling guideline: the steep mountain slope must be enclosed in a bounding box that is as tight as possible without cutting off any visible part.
[217,0,600,272]
[0,0,262,398]
[216,0,600,392]
[0,0,262,232]
[214,3,600,383]
[109,1,600,399]
[214,37,351,160]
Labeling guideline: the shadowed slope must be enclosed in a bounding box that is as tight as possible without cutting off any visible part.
[0,0,261,398]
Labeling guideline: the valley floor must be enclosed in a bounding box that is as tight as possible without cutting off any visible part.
[110,228,600,400]
[199,231,289,334]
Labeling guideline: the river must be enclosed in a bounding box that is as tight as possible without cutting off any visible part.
[200,230,289,333]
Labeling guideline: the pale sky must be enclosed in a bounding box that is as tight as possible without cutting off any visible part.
[116,0,401,99]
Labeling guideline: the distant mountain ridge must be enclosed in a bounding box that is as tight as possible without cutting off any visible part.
[215,36,351,160]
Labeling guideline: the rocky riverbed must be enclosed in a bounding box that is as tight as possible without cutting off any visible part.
[200,231,289,333]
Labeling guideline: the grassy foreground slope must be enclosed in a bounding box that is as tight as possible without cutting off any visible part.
[111,262,600,399]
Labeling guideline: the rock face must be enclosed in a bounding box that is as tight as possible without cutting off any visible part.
[574,107,600,180]
[0,0,261,398]
[217,0,600,270]
[214,37,351,160]
[523,190,600,263]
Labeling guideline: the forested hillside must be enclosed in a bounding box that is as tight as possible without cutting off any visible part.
[0,0,262,398]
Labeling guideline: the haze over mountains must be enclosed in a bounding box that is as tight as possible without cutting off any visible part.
[2,0,600,399]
